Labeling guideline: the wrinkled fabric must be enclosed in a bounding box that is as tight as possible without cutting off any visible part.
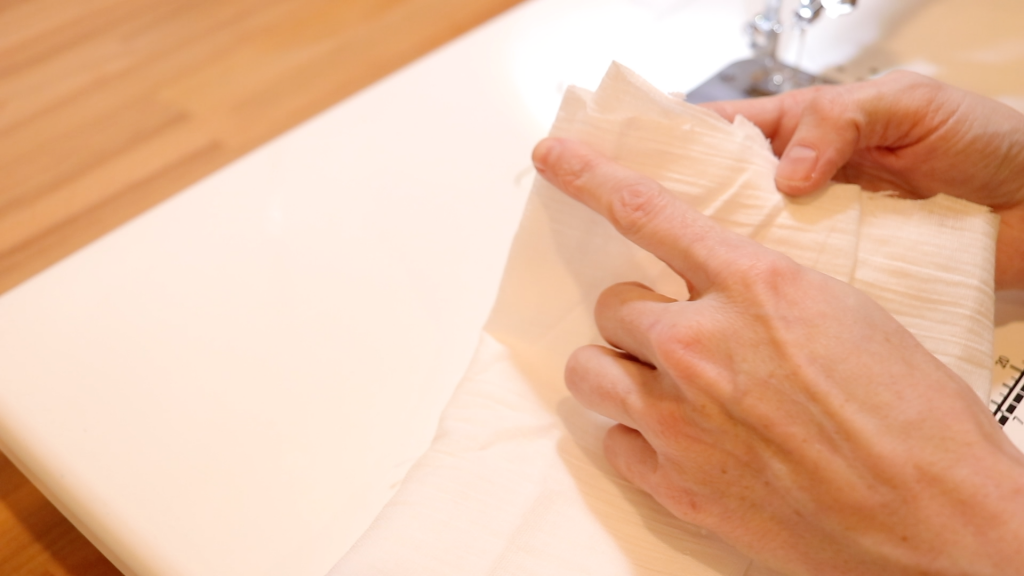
[331,63,998,575]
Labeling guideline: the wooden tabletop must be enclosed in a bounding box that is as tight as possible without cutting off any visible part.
[0,0,522,572]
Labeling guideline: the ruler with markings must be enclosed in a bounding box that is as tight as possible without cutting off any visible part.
[990,321,1024,449]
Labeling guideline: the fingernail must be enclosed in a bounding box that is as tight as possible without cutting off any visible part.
[532,138,561,173]
[777,145,818,184]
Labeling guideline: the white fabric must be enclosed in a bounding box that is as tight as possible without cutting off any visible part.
[330,63,999,575]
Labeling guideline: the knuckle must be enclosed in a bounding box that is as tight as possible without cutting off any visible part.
[794,84,831,101]
[644,402,682,439]
[554,151,599,196]
[729,252,801,300]
[620,394,649,429]
[784,87,864,147]
[557,159,587,192]
[607,180,668,237]
[885,70,947,103]
[647,316,705,369]
[805,87,853,118]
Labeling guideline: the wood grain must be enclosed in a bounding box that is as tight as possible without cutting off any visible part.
[0,0,523,573]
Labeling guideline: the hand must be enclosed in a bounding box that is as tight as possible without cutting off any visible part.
[532,137,1024,576]
[702,71,1024,289]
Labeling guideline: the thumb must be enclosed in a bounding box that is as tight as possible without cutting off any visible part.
[774,95,860,196]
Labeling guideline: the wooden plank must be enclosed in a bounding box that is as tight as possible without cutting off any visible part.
[0,450,121,575]
[0,0,524,572]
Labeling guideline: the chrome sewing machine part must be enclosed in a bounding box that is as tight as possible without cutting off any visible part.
[795,0,857,26]
[686,0,857,104]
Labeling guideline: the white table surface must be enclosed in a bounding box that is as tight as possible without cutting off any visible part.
[1,1,1022,575]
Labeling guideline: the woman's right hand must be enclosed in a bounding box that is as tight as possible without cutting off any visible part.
[702,71,1024,289]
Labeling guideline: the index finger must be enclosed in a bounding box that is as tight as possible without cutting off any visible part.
[531,137,757,295]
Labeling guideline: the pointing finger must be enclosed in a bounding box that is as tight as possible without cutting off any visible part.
[532,137,758,295]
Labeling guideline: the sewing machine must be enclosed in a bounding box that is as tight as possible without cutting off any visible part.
[687,0,857,103]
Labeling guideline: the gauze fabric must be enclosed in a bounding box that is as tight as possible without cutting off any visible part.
[330,63,998,575]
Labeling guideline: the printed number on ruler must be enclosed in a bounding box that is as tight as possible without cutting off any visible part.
[991,353,1024,450]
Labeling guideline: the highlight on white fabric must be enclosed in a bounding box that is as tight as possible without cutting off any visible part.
[330,63,998,575]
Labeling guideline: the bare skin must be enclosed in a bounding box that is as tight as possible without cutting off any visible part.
[531,127,1024,573]
[701,71,1024,289]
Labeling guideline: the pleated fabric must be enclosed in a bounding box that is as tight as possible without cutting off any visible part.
[330,63,998,575]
